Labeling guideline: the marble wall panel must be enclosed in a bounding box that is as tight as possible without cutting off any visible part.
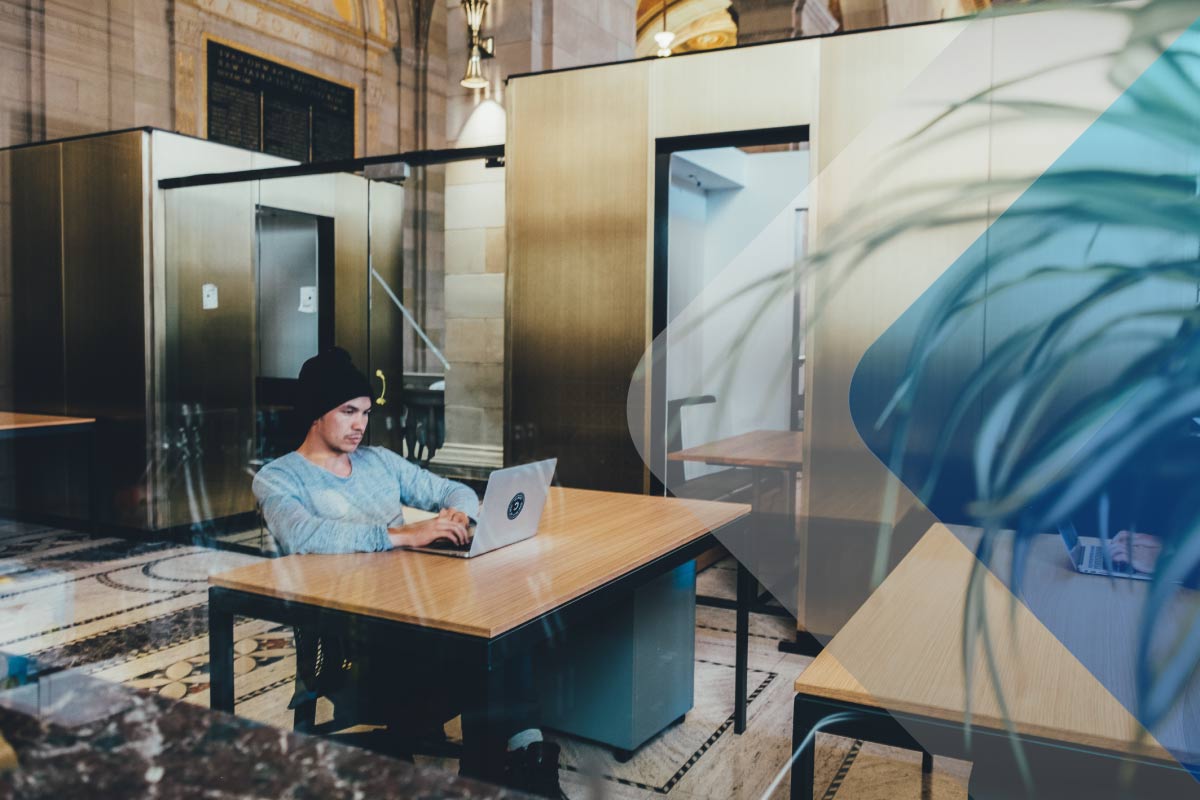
[445,182,505,229]
[446,362,504,410]
[446,228,487,274]
[484,227,506,273]
[446,273,505,319]
[445,318,505,363]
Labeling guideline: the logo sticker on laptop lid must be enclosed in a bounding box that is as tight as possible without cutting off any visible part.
[507,492,525,520]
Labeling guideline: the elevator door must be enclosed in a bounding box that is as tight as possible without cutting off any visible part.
[255,206,335,459]
[257,208,320,379]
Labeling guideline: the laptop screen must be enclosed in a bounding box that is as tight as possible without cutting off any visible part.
[1057,521,1081,554]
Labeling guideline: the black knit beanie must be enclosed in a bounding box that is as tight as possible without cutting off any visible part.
[296,347,374,423]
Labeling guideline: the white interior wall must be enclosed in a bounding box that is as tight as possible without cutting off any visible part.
[665,173,710,480]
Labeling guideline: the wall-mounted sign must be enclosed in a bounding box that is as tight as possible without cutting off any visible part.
[206,40,355,163]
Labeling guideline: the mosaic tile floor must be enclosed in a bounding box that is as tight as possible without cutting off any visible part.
[0,520,971,799]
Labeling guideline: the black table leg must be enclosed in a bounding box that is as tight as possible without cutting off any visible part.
[790,695,923,800]
[735,559,754,734]
[460,649,510,784]
[790,693,820,800]
[208,588,236,713]
[86,424,99,532]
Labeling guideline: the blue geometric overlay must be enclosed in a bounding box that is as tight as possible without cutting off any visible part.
[849,14,1200,782]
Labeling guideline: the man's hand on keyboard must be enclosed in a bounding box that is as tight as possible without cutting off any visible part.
[388,512,471,549]
[1108,531,1162,574]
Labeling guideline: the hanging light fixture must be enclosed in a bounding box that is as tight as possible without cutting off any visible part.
[461,0,493,89]
[655,0,675,57]
[462,44,487,89]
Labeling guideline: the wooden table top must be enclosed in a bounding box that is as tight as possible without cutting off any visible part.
[211,487,750,639]
[795,523,1200,762]
[0,412,96,432]
[667,429,804,470]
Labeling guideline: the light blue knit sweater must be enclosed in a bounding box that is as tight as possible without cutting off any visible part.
[252,447,479,555]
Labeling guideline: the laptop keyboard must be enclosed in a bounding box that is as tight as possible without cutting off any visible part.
[425,537,473,552]
[1086,545,1131,574]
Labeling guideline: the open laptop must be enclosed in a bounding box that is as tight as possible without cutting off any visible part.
[404,458,557,558]
[1057,522,1153,581]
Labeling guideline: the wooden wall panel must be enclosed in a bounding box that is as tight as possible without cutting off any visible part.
[651,41,818,139]
[507,62,652,492]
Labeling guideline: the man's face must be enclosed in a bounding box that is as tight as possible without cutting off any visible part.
[312,397,371,454]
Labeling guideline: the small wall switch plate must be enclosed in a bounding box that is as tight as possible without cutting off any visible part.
[202,284,218,310]
[298,285,317,314]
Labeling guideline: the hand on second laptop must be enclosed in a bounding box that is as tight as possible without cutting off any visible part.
[388,509,471,549]
[1108,530,1162,574]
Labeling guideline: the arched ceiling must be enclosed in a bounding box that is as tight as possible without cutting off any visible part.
[635,0,737,57]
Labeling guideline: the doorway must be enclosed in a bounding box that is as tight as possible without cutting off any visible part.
[651,126,810,496]
[254,206,335,458]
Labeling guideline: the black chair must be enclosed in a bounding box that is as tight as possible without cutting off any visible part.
[253,517,461,759]
[400,387,446,467]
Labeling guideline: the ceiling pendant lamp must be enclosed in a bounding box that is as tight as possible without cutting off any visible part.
[655,0,675,57]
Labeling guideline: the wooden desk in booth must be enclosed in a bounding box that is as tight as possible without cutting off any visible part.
[0,412,98,525]
[669,429,804,473]
[209,487,749,781]
[670,429,805,733]
[790,524,1200,800]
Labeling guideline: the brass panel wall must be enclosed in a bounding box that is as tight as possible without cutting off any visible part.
[8,143,75,518]
[4,129,392,532]
[160,163,384,530]
[163,179,257,528]
[506,62,652,492]
[7,134,151,525]
[60,132,150,527]
[506,43,824,494]
[367,180,406,453]
[510,32,991,639]
[334,174,370,370]
[10,145,65,413]
[151,132,261,531]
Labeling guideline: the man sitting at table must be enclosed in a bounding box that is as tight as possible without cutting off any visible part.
[252,347,564,798]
